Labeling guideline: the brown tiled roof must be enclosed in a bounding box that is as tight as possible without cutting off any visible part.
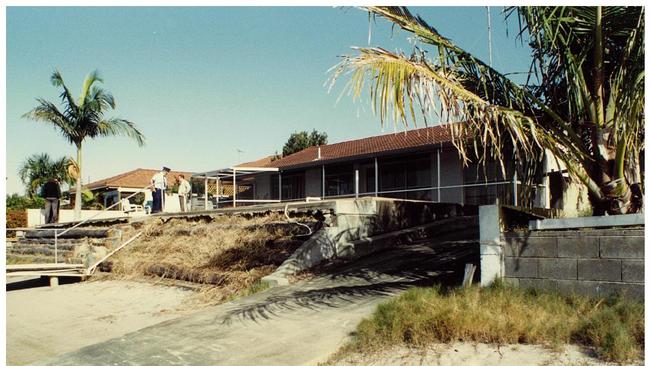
[266,124,453,169]
[235,155,276,168]
[82,168,195,191]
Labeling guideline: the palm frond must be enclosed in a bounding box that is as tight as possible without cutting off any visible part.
[78,70,103,107]
[22,99,78,144]
[96,118,146,146]
[330,46,586,179]
[50,69,79,118]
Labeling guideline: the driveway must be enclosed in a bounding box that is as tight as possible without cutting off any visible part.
[38,240,477,366]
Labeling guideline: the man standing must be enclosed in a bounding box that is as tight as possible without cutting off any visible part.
[42,178,61,224]
[177,174,191,212]
[151,167,170,214]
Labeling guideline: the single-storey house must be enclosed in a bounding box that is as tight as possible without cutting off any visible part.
[76,168,195,211]
[193,124,584,213]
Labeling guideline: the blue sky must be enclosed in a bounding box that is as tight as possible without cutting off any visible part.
[6,6,533,194]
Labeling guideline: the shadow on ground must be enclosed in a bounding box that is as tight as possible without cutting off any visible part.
[221,240,479,324]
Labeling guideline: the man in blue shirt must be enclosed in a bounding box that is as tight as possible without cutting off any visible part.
[150,167,170,213]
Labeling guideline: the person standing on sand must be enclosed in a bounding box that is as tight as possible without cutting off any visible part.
[42,178,61,224]
[151,167,170,214]
[176,174,191,212]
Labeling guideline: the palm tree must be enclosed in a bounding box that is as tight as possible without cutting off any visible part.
[330,7,644,215]
[18,153,75,197]
[23,70,145,219]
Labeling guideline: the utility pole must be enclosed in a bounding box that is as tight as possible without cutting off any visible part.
[487,7,493,67]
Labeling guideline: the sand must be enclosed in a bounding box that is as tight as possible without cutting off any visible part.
[6,280,194,365]
[332,343,642,366]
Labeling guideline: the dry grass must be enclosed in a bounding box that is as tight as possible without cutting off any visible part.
[337,281,644,364]
[107,213,314,306]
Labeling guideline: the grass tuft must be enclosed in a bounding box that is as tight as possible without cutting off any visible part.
[340,281,643,363]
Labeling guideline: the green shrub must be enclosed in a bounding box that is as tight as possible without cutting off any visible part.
[342,282,643,363]
[6,194,45,210]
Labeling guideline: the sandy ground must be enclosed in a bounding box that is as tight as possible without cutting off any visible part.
[331,343,642,366]
[6,280,194,365]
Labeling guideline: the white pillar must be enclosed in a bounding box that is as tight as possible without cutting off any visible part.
[321,165,325,198]
[437,149,441,202]
[216,178,220,209]
[204,174,208,210]
[355,169,359,198]
[374,157,378,197]
[512,160,518,206]
[479,205,504,286]
[233,169,237,208]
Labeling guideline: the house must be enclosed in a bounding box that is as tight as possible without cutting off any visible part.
[193,124,583,213]
[77,168,195,211]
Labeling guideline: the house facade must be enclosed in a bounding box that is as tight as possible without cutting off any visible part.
[194,125,580,212]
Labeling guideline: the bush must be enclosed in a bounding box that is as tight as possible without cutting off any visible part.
[7,209,27,231]
[6,194,45,210]
[342,282,644,363]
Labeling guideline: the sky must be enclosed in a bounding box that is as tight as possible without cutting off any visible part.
[5,6,534,194]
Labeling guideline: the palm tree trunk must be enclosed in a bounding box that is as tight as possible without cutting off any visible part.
[74,143,82,220]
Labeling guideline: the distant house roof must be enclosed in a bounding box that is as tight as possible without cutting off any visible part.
[82,168,195,191]
[235,155,276,168]
[265,124,454,170]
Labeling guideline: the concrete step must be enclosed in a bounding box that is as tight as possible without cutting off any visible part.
[8,246,76,257]
[7,254,84,265]
[24,229,110,239]
[17,238,90,246]
[12,242,83,251]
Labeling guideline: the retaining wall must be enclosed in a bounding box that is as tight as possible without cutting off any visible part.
[503,227,644,300]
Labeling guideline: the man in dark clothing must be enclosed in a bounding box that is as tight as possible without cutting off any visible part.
[42,179,61,224]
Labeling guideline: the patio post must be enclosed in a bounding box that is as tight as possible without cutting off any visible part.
[216,177,220,209]
[204,174,208,210]
[437,149,441,202]
[321,165,325,199]
[374,157,378,197]
[512,160,518,206]
[278,171,282,202]
[233,168,237,208]
[355,168,359,198]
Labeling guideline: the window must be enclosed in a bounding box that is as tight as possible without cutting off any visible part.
[271,173,305,200]
[325,164,353,197]
[463,160,514,205]
[379,153,431,192]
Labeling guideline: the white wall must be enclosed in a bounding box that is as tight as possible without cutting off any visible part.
[26,209,146,227]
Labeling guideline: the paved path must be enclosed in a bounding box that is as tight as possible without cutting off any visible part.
[38,241,476,366]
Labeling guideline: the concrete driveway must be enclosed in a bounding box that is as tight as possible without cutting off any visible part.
[38,240,477,366]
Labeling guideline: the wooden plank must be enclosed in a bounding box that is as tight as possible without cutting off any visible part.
[6,271,85,277]
[6,263,84,272]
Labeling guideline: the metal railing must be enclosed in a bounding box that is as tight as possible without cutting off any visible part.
[196,180,546,208]
[7,184,153,264]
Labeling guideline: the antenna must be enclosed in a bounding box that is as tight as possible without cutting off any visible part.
[486,7,493,67]
[236,149,244,163]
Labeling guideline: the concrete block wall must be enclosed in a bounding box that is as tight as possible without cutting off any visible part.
[503,228,644,300]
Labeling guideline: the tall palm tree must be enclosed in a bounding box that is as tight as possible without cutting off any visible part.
[23,70,145,219]
[330,6,644,215]
[18,153,75,197]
